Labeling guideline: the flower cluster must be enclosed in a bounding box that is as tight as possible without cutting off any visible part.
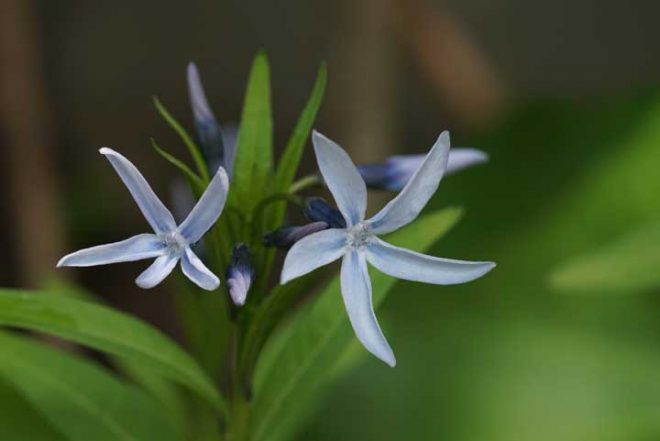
[58,61,495,366]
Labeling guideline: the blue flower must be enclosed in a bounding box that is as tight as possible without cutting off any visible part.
[226,244,255,306]
[357,148,488,191]
[187,62,237,175]
[281,131,495,366]
[58,148,228,291]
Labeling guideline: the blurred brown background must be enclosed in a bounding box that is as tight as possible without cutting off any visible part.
[0,0,658,324]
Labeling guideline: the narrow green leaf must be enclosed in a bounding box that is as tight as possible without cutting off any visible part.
[273,63,327,212]
[0,332,184,441]
[549,222,660,294]
[0,377,67,441]
[250,207,463,441]
[230,50,273,215]
[153,96,209,182]
[150,138,205,196]
[258,63,327,286]
[0,290,226,416]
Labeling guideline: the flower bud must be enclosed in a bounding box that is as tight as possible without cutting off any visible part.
[263,221,329,249]
[226,244,254,306]
[304,197,346,228]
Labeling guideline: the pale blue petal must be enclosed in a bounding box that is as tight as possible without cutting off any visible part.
[446,148,488,175]
[368,131,450,235]
[181,247,220,291]
[280,228,347,284]
[341,249,395,367]
[57,234,165,267]
[178,166,229,244]
[100,148,176,234]
[366,237,495,284]
[135,254,179,289]
[187,62,215,124]
[312,130,367,227]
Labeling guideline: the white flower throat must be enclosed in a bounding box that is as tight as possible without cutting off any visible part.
[346,222,372,249]
[164,231,187,254]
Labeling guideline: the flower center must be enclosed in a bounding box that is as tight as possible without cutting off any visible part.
[163,231,187,254]
[346,222,372,249]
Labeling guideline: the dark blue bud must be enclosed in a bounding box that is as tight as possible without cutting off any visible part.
[226,244,254,306]
[304,197,346,229]
[263,221,329,249]
[195,119,225,175]
[187,62,231,176]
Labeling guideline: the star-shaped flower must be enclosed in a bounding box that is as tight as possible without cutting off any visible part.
[281,131,495,366]
[58,148,228,291]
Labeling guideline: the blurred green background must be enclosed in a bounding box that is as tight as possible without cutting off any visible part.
[2,0,660,440]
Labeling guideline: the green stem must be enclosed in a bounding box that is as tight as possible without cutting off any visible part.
[226,320,251,441]
[227,390,250,441]
[288,174,322,194]
[251,193,303,243]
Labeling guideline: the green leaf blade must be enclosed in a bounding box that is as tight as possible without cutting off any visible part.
[0,376,67,441]
[230,51,274,216]
[0,290,226,416]
[257,63,327,284]
[251,207,463,441]
[549,222,660,294]
[273,62,327,205]
[0,332,184,441]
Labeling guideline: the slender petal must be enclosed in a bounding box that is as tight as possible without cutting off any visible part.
[100,148,176,234]
[181,247,220,290]
[446,148,488,175]
[187,62,215,125]
[368,132,450,235]
[366,238,495,285]
[57,234,165,267]
[312,130,367,227]
[135,254,179,289]
[178,166,229,244]
[340,249,395,367]
[280,228,347,284]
